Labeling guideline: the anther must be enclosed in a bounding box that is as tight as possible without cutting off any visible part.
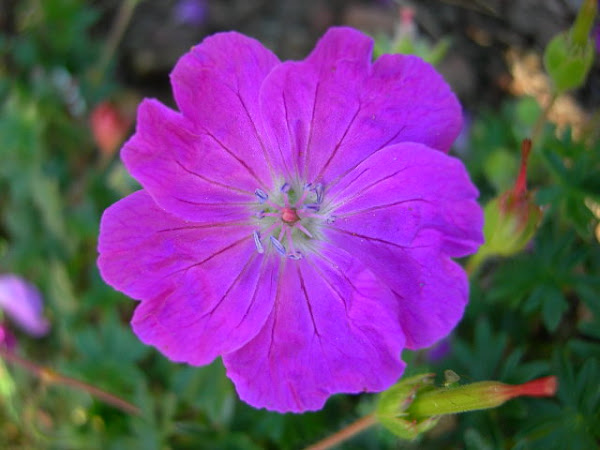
[280,183,290,193]
[255,189,268,203]
[312,183,324,204]
[253,231,264,253]
[270,236,286,255]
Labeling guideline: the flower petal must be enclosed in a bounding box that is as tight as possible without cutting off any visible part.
[0,274,49,337]
[325,227,469,350]
[122,99,261,223]
[325,142,483,258]
[223,243,405,412]
[98,190,255,300]
[98,190,278,364]
[170,32,280,184]
[320,144,481,350]
[260,27,461,184]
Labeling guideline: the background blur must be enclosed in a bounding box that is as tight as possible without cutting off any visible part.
[1,0,599,448]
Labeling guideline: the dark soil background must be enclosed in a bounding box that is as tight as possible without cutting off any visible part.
[92,0,598,112]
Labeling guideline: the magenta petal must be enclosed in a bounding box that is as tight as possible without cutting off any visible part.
[304,27,374,69]
[326,142,483,257]
[0,274,49,337]
[326,228,469,350]
[98,190,276,364]
[170,32,280,184]
[122,99,261,223]
[98,190,255,300]
[223,243,406,412]
[260,27,461,183]
[131,254,280,366]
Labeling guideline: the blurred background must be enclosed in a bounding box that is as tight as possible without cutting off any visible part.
[1,0,599,448]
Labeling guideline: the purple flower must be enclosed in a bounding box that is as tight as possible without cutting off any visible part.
[98,27,483,413]
[174,0,207,26]
[0,274,49,337]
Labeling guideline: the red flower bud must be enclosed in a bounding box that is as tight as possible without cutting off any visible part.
[90,101,132,158]
[467,139,542,273]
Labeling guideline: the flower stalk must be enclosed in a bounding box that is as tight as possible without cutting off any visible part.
[0,347,140,415]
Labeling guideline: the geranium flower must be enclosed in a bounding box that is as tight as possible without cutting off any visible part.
[98,27,483,412]
[0,274,49,337]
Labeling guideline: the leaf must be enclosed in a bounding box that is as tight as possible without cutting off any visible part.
[541,289,569,332]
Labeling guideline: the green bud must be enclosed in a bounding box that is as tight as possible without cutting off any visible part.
[376,373,557,440]
[543,0,596,93]
[376,373,440,440]
[544,33,595,93]
[405,376,558,420]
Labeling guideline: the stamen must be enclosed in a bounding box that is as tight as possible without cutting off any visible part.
[253,181,326,259]
[255,188,268,203]
[296,223,313,238]
[270,236,286,255]
[265,199,282,210]
[298,210,322,219]
[295,184,311,207]
[285,228,303,260]
[312,183,324,204]
[253,231,264,253]
[260,221,281,240]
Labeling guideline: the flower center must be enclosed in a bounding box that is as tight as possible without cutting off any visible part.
[281,207,300,224]
[251,182,329,260]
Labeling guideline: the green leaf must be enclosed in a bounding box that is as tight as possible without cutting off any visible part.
[541,289,568,332]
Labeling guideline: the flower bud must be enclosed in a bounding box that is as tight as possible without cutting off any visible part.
[90,101,132,158]
[0,274,49,337]
[377,373,557,440]
[405,376,558,420]
[467,139,542,273]
[543,0,596,93]
[376,373,441,440]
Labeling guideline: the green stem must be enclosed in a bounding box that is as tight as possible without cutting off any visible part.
[91,0,141,83]
[530,93,557,146]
